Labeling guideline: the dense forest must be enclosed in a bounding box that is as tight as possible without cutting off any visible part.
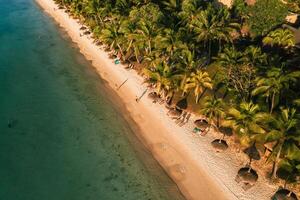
[53,0,300,197]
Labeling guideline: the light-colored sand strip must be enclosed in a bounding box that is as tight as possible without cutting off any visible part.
[35,0,277,199]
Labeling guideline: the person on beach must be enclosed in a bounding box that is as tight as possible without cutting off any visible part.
[135,89,148,103]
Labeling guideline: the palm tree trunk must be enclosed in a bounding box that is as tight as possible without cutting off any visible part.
[284,177,289,189]
[117,43,125,61]
[134,47,140,63]
[198,88,207,101]
[208,40,212,63]
[222,89,228,99]
[148,39,151,54]
[167,91,174,105]
[217,115,220,128]
[272,144,282,179]
[270,92,275,114]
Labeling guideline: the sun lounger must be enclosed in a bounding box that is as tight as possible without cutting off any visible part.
[185,113,191,123]
[178,118,186,126]
[193,127,201,134]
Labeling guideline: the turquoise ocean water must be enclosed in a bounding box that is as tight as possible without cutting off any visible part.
[0,0,184,199]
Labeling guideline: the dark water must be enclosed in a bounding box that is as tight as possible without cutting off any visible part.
[0,0,184,199]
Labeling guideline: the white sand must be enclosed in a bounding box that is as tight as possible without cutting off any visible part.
[35,0,277,199]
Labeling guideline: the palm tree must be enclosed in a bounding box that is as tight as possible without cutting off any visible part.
[252,67,300,114]
[189,5,240,61]
[223,102,266,147]
[135,20,160,57]
[81,0,107,28]
[263,28,295,48]
[216,46,244,67]
[182,70,213,103]
[162,0,181,13]
[142,48,165,69]
[154,29,183,57]
[216,46,256,101]
[142,61,180,97]
[200,96,225,128]
[119,19,141,62]
[100,21,125,57]
[178,0,206,27]
[277,158,300,188]
[243,46,267,67]
[175,48,199,71]
[263,107,300,179]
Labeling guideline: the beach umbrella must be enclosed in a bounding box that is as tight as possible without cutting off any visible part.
[176,98,187,110]
[194,119,209,129]
[211,139,228,151]
[236,167,258,183]
[83,31,91,35]
[95,40,102,46]
[243,143,260,165]
[219,126,233,137]
[80,26,87,30]
[272,189,298,200]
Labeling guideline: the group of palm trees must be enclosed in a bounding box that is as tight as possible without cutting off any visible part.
[54,0,300,196]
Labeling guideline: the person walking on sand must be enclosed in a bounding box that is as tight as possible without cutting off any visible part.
[136,88,148,103]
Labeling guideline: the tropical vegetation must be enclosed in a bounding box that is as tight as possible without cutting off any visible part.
[54,0,300,195]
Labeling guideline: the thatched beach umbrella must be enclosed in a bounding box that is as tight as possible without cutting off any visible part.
[83,30,91,35]
[211,139,228,152]
[235,167,258,190]
[194,119,209,129]
[95,40,102,46]
[272,189,298,200]
[80,26,87,30]
[243,143,260,165]
[176,98,187,110]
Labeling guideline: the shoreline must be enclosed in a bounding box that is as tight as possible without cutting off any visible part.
[35,0,277,199]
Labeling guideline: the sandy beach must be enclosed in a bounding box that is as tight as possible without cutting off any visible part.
[35,0,278,199]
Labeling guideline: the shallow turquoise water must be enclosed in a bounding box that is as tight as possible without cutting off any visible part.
[0,0,184,199]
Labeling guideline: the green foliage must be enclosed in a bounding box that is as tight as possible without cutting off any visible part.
[182,70,213,103]
[286,0,300,13]
[247,0,288,36]
[129,3,163,25]
[277,159,300,184]
[53,0,300,187]
[263,28,295,48]
[232,0,248,20]
[200,96,225,127]
[223,102,267,146]
[188,4,240,60]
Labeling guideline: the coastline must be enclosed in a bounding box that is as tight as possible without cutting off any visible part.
[35,0,277,199]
